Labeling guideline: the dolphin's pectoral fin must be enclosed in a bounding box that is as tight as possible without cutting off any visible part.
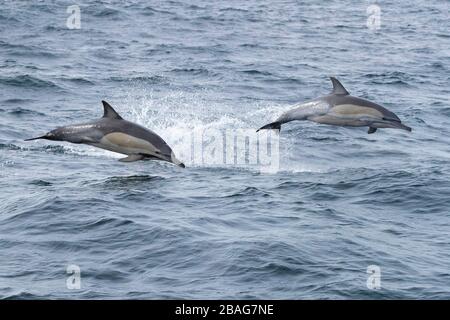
[119,154,145,162]
[368,127,377,134]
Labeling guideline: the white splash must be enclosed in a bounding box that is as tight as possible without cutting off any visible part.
[51,86,321,173]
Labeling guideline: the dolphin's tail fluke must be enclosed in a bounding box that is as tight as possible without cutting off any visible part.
[256,121,281,132]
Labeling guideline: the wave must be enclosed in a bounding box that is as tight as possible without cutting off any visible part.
[0,13,20,23]
[219,7,249,13]
[141,6,175,16]
[90,7,124,18]
[240,69,273,76]
[0,107,46,117]
[28,180,52,186]
[0,75,61,90]
[1,98,35,104]
[364,71,413,86]
[224,186,271,198]
[170,68,212,76]
[108,75,169,84]
[0,41,60,59]
[1,292,41,300]
[94,175,166,189]
[0,142,116,160]
[57,77,95,86]
[0,143,21,151]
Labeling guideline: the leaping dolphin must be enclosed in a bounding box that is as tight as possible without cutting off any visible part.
[25,101,185,167]
[257,77,412,134]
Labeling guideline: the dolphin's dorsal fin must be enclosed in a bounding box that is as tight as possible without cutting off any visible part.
[102,100,123,120]
[330,77,349,95]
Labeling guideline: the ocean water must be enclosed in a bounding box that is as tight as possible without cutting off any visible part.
[0,0,449,299]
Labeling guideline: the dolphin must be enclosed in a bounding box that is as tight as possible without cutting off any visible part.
[25,101,185,167]
[257,77,412,134]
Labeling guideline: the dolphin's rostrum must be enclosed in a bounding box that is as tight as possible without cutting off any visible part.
[26,101,185,167]
[257,77,412,134]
